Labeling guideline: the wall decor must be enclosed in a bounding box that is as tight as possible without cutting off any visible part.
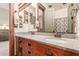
[19,15,23,28]
[24,10,28,23]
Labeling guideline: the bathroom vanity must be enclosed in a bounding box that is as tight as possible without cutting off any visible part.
[14,3,79,56]
[15,33,79,56]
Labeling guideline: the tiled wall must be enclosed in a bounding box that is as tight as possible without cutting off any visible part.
[55,17,68,32]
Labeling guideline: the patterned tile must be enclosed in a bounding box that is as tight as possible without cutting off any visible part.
[55,17,68,32]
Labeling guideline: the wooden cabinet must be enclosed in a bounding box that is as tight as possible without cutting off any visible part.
[16,36,79,56]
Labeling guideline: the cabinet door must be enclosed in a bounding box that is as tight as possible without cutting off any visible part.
[22,39,37,56]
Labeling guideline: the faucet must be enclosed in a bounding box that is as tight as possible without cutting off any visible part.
[29,29,37,35]
[30,31,35,35]
[54,32,61,38]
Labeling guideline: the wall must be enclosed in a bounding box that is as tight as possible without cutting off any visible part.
[44,7,68,32]
[54,8,68,32]
[76,10,79,37]
[44,8,55,32]
[54,8,68,18]
[68,6,74,33]
[0,8,9,29]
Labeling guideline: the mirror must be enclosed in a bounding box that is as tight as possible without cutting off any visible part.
[36,3,79,34]
[14,3,36,33]
[14,3,79,34]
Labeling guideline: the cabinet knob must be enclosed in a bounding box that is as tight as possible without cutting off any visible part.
[18,40,22,43]
[28,51,31,54]
[28,43,31,46]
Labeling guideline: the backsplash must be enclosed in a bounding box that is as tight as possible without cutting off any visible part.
[55,17,68,32]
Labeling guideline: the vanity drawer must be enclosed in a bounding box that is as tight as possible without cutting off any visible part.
[39,44,57,56]
[49,47,66,56]
[22,47,40,56]
[16,36,79,56]
[44,45,79,56]
[23,39,37,49]
[17,37,25,47]
[36,43,66,56]
[23,49,33,56]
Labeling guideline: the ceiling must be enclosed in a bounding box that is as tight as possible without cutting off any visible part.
[0,3,9,10]
[42,3,71,10]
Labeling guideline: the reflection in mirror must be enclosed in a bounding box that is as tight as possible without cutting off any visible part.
[14,3,79,39]
[36,3,45,32]
[14,3,37,33]
[24,10,28,23]
[37,3,79,34]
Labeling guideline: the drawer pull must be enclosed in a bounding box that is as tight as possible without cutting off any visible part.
[28,51,31,54]
[18,40,22,43]
[28,43,31,46]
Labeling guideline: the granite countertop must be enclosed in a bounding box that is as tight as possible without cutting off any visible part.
[15,32,79,54]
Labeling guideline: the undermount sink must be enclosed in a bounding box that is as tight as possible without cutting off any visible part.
[27,35,66,44]
[45,39,66,44]
[31,35,52,38]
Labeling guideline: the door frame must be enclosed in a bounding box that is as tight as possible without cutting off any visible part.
[9,3,15,56]
[37,3,45,32]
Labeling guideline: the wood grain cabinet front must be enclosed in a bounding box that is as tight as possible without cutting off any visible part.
[16,36,79,56]
[16,37,24,56]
